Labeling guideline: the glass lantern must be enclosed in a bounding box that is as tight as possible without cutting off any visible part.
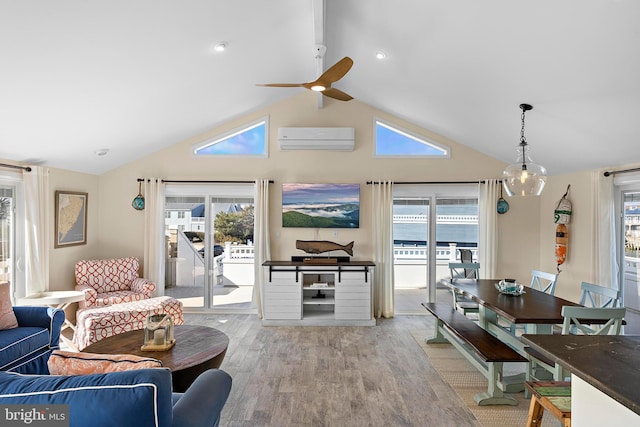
[143,314,174,348]
[502,143,547,197]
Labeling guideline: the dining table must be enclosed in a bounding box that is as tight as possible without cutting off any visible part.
[438,278,583,391]
[440,278,581,337]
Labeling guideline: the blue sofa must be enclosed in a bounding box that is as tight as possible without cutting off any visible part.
[0,306,64,374]
[0,368,232,427]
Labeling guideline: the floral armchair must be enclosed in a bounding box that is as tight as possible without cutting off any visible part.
[75,257,156,309]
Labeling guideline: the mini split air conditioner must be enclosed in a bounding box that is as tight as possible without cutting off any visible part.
[278,127,355,151]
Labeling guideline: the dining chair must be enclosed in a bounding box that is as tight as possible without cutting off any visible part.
[448,262,480,316]
[459,248,473,264]
[509,269,561,334]
[530,270,559,295]
[576,281,622,335]
[526,305,626,382]
[579,281,620,308]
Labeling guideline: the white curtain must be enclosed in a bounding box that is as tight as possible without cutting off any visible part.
[24,166,49,295]
[592,171,619,289]
[478,179,500,279]
[143,178,165,296]
[371,181,394,318]
[252,179,271,318]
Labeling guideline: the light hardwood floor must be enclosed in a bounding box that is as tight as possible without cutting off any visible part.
[185,313,480,427]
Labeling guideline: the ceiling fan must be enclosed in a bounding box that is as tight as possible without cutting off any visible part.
[256,56,354,101]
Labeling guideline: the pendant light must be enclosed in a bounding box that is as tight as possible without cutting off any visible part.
[502,103,547,196]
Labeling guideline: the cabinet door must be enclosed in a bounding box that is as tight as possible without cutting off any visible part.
[263,271,302,320]
[335,271,372,320]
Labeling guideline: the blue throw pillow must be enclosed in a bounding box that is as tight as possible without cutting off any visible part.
[0,369,173,427]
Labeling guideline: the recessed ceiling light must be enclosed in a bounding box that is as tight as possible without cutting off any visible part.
[375,51,387,60]
[212,42,227,52]
[94,149,109,157]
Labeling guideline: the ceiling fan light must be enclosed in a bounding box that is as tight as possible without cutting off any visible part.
[311,85,326,92]
[212,42,227,52]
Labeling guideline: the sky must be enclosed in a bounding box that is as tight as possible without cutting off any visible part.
[282,183,360,205]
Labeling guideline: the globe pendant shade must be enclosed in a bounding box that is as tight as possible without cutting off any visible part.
[502,146,547,196]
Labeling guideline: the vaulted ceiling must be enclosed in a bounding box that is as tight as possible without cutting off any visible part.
[1,0,639,175]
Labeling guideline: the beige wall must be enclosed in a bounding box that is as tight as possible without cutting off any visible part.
[499,169,612,304]
[538,170,609,303]
[50,92,606,303]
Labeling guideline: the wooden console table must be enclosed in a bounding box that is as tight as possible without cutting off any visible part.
[262,260,375,326]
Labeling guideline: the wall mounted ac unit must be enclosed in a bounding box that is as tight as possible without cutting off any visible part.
[278,127,355,151]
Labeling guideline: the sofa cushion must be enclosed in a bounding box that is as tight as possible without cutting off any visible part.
[0,282,18,330]
[0,327,50,371]
[48,350,162,375]
[0,369,173,427]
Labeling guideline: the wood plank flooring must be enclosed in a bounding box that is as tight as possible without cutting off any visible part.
[184,313,480,427]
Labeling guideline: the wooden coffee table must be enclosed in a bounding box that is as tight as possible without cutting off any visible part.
[83,325,229,392]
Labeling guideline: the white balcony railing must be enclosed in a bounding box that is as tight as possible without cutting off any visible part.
[391,214,477,224]
[224,242,254,259]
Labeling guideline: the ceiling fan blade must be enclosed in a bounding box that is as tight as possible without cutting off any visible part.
[256,57,354,100]
[316,57,353,85]
[322,87,353,101]
[255,83,305,87]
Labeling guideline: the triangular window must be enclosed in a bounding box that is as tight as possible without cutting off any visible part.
[193,117,268,156]
[374,119,449,157]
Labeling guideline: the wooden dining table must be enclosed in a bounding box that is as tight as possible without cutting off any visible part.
[438,278,582,357]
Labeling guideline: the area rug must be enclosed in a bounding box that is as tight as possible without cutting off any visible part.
[411,330,558,427]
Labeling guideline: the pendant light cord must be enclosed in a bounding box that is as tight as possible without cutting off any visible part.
[518,103,533,170]
[520,107,528,169]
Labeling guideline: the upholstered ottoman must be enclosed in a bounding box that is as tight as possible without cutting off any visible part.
[73,296,184,350]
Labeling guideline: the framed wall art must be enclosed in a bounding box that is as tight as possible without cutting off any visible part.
[282,183,360,228]
[55,190,88,248]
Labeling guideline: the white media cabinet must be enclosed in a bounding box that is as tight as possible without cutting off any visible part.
[262,261,375,326]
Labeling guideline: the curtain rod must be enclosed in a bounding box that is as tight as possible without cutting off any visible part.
[0,163,31,172]
[366,180,498,185]
[603,167,640,177]
[137,178,273,184]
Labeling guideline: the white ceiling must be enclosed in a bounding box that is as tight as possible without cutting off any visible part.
[1,0,639,175]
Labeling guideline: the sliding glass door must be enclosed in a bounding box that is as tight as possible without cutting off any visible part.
[163,184,255,312]
[621,190,640,315]
[393,198,430,313]
[393,185,478,313]
[0,175,24,302]
[0,185,14,287]
[207,196,254,309]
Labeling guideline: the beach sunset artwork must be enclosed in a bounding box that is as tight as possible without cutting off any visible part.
[282,183,360,228]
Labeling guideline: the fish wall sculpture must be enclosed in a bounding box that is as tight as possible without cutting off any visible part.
[296,240,354,256]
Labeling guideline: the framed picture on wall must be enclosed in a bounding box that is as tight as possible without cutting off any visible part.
[282,183,360,228]
[54,190,88,248]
